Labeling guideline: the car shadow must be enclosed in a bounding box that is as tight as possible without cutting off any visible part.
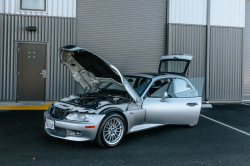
[40,124,190,149]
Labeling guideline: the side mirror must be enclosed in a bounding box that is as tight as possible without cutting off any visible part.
[160,92,168,102]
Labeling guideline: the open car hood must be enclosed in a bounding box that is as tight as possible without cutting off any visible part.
[158,54,193,77]
[59,45,142,106]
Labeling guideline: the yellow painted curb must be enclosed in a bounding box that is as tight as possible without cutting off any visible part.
[0,103,52,110]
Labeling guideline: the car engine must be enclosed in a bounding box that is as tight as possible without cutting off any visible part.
[59,90,131,110]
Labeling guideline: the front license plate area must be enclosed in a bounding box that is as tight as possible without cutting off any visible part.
[46,118,54,130]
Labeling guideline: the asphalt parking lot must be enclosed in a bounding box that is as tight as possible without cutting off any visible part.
[0,104,250,166]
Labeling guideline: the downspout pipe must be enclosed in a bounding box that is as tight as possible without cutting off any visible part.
[206,0,211,103]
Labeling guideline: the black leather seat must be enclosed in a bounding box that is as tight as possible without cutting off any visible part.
[148,80,162,94]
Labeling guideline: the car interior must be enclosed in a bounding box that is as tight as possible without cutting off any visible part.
[145,78,176,98]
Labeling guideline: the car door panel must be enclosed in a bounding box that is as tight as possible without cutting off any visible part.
[143,97,201,125]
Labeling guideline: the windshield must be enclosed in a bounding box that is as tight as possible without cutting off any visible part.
[101,76,151,96]
[104,83,126,92]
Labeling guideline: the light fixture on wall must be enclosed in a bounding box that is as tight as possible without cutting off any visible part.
[26,26,37,31]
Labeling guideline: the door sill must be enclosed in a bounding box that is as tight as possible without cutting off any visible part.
[129,123,164,133]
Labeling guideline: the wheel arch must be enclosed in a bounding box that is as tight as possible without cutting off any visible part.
[99,107,129,134]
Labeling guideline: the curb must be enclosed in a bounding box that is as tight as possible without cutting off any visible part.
[0,103,52,110]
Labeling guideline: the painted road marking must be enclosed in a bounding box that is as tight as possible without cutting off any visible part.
[200,114,250,137]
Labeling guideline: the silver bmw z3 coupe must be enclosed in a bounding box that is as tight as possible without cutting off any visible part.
[44,45,201,147]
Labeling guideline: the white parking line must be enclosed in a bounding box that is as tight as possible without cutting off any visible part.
[200,114,250,137]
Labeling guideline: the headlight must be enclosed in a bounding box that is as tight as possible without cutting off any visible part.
[48,104,53,110]
[65,113,94,122]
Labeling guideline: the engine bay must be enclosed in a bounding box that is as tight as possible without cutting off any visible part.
[60,90,131,110]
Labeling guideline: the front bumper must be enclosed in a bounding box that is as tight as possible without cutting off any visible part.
[44,111,105,141]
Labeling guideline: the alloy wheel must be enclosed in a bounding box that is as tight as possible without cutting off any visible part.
[103,117,124,145]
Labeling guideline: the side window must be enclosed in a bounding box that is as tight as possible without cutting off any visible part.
[145,78,198,98]
[21,0,46,11]
[173,78,197,98]
[149,79,171,98]
[174,79,192,94]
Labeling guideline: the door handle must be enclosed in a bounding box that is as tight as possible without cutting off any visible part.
[40,70,46,78]
[187,103,198,106]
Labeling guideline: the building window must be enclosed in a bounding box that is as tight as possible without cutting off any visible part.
[20,0,46,11]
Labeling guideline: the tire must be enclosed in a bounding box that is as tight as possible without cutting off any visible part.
[95,113,126,148]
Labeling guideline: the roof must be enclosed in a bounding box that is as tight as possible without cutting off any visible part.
[124,73,186,79]
[140,73,161,77]
[124,73,161,78]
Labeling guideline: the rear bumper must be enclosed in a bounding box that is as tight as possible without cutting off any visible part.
[44,111,105,141]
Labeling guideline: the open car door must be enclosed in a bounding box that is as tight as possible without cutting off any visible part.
[143,54,202,125]
[143,77,201,125]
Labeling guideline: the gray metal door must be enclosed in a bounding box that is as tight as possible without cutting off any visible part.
[17,43,46,101]
[75,1,166,94]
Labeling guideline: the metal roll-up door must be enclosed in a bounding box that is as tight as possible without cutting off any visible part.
[244,0,250,100]
[75,0,167,94]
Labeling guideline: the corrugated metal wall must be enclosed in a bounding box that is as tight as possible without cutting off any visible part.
[243,0,250,100]
[210,0,245,27]
[209,26,243,100]
[167,24,206,99]
[0,14,75,100]
[75,0,167,94]
[0,0,76,17]
[167,24,243,100]
[168,0,207,25]
[167,0,244,101]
